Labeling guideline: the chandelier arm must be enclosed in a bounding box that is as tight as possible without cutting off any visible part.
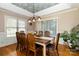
[28,3,41,23]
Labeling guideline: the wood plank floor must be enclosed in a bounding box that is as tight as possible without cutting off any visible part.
[0,43,79,56]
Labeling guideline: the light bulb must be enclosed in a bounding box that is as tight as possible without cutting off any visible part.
[33,19,36,22]
[28,20,31,23]
[38,17,41,21]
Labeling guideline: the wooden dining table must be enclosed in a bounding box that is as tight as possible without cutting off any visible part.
[35,36,54,56]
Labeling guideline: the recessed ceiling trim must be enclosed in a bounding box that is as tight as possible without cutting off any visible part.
[35,3,72,16]
[0,3,33,17]
[12,3,58,13]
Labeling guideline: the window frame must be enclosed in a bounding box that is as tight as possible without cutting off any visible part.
[36,19,57,37]
[5,15,26,37]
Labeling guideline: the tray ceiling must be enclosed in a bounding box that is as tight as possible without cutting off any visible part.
[12,3,58,13]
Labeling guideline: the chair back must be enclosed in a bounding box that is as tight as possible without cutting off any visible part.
[44,31,50,37]
[55,33,60,49]
[27,33,35,51]
[16,32,20,43]
[38,31,43,37]
[19,32,26,46]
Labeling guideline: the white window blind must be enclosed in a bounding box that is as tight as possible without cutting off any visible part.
[6,16,26,37]
[6,16,17,37]
[18,20,26,32]
[36,19,57,37]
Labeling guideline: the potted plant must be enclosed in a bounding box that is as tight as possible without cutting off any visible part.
[60,26,79,52]
[69,31,79,51]
[61,31,70,42]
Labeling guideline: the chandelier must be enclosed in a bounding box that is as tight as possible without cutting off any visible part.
[28,3,41,24]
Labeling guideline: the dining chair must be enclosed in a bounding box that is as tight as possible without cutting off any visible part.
[46,33,60,56]
[27,33,36,55]
[44,31,50,37]
[19,32,28,52]
[24,34,30,56]
[27,33,42,56]
[16,32,32,56]
[16,32,20,50]
[38,31,43,37]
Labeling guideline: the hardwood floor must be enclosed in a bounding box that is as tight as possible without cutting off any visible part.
[58,45,79,56]
[0,43,79,56]
[0,44,17,56]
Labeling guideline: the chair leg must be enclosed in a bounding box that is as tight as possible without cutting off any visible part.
[26,51,29,56]
[56,49,59,56]
[34,51,36,56]
[16,43,20,51]
[57,49,59,56]
[16,44,18,50]
[48,48,51,56]
[27,50,30,56]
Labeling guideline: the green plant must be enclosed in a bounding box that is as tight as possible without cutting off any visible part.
[69,24,79,50]
[70,32,77,41]
[70,31,79,49]
[61,31,70,42]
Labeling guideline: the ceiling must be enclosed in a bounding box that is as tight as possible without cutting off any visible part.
[0,3,78,17]
[12,3,58,13]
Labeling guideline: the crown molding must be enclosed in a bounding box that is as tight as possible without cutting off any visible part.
[0,3,33,17]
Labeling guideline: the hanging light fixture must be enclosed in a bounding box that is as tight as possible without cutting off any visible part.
[28,3,41,24]
[28,20,31,23]
[32,3,36,22]
[37,16,41,21]
[32,17,36,22]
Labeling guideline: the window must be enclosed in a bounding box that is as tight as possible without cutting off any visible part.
[36,19,57,37]
[6,16,26,37]
[18,20,26,32]
[6,16,17,37]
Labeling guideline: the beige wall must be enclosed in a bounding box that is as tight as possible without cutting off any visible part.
[58,9,79,33]
[27,22,36,32]
[0,11,5,32]
[0,7,79,46]
[40,8,79,33]
[0,10,35,33]
[0,10,28,47]
[0,11,28,32]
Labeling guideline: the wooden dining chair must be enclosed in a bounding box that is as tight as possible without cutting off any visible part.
[38,31,43,37]
[19,32,28,52]
[46,33,60,56]
[44,31,50,37]
[27,33,36,55]
[27,33,42,56]
[16,32,32,56]
[16,32,20,50]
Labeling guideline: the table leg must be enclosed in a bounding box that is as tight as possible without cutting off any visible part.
[43,45,46,56]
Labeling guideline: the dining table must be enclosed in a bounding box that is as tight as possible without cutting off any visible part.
[35,36,54,56]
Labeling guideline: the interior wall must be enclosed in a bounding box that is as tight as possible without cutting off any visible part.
[38,8,79,44]
[58,9,79,33]
[27,22,36,32]
[0,7,79,46]
[41,8,79,33]
[0,11,5,32]
[0,10,28,47]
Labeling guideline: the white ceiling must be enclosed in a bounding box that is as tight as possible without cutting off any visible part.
[35,3,71,16]
[12,3,58,13]
[0,3,33,17]
[0,3,79,17]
